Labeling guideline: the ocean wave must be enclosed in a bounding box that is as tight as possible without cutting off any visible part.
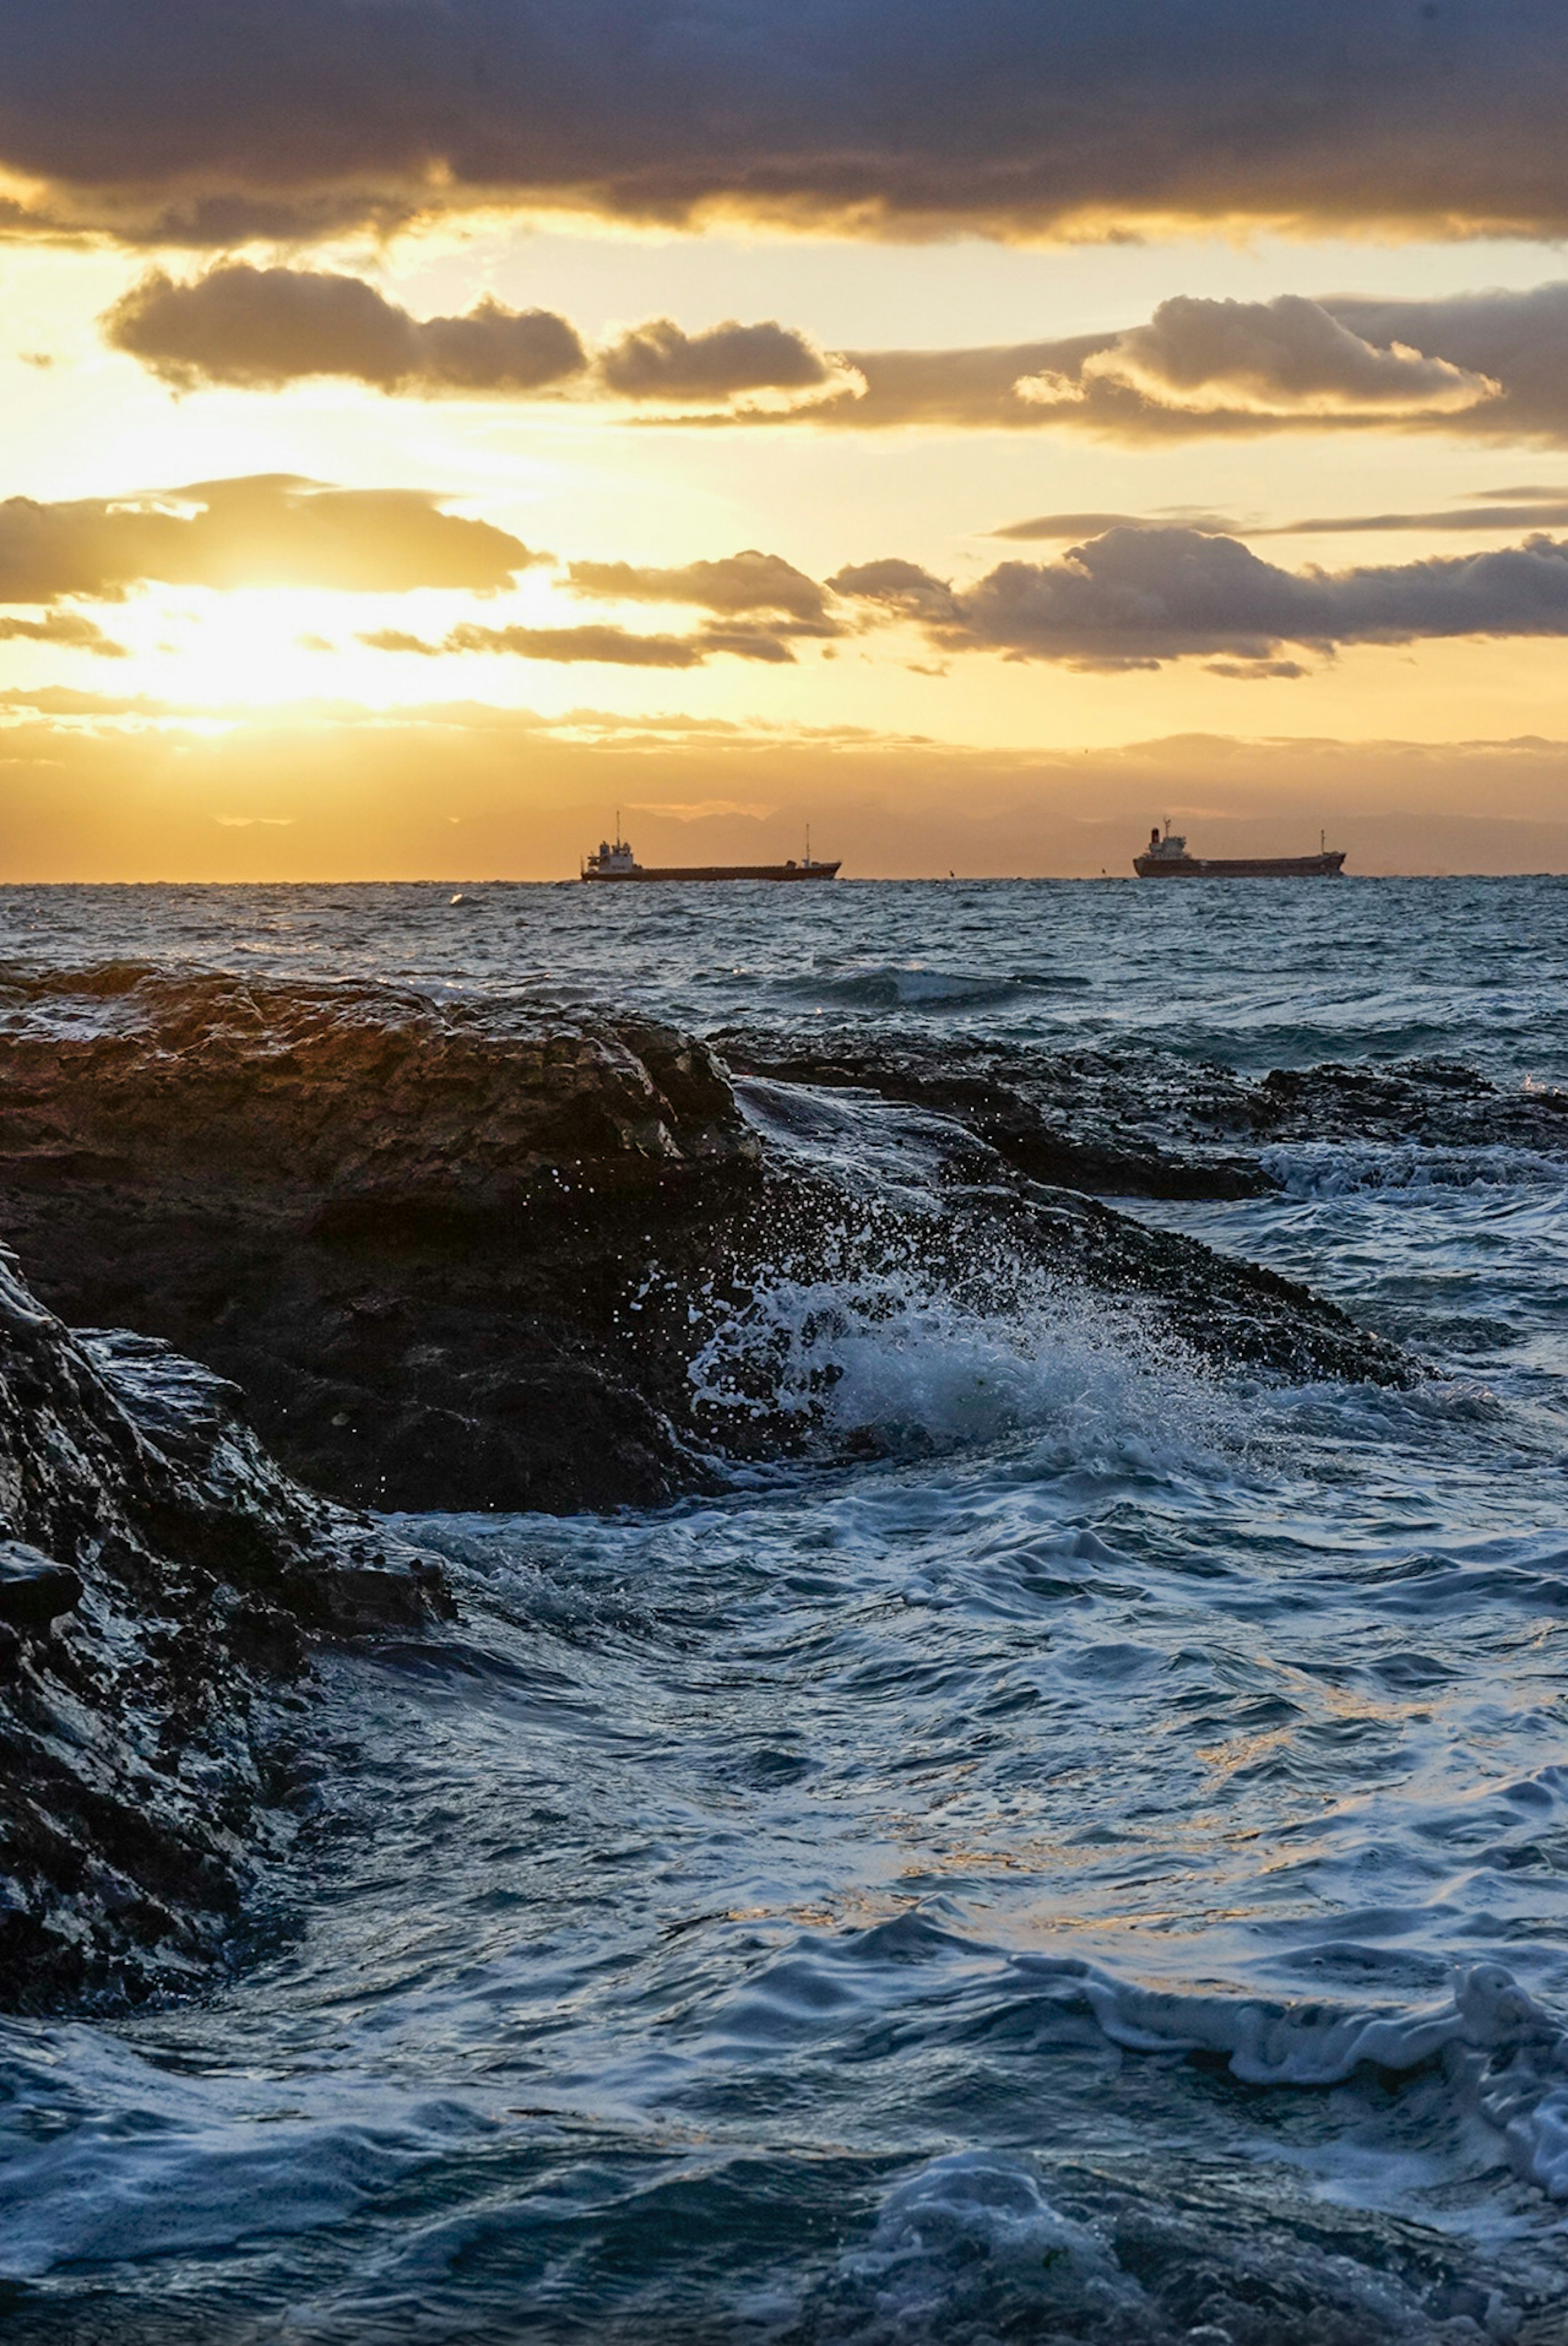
[1259,1142,1568,1198]
[0,2021,465,2282]
[780,962,1089,1011]
[686,1259,1242,1478]
[796,2142,1528,2344]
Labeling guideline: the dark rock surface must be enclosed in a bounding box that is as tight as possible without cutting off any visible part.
[0,1245,445,2011]
[715,1027,1568,1198]
[0,965,761,1513]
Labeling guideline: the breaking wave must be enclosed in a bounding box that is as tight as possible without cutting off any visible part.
[781,961,1089,1011]
[686,1257,1240,1475]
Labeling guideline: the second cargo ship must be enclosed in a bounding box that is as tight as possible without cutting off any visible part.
[1135,824,1345,878]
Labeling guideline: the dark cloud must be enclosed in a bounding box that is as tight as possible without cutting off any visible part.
[0,612,127,657]
[104,267,839,408]
[0,475,544,602]
[102,265,587,393]
[566,550,834,624]
[6,4,1568,243]
[833,526,1568,669]
[596,317,835,400]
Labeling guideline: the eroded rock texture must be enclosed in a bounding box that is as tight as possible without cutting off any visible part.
[0,967,759,1512]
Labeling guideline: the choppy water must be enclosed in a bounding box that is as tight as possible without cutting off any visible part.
[3,877,1568,2342]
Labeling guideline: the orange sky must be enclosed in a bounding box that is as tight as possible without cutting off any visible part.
[5,9,1568,875]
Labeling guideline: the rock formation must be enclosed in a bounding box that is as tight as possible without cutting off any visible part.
[715,1027,1568,1198]
[0,1244,445,2010]
[0,969,1419,1528]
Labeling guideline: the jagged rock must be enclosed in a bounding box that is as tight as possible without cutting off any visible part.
[0,1247,446,2012]
[0,1543,82,1628]
[714,1028,1568,1196]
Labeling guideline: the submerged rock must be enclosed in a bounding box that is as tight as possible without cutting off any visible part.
[714,1027,1568,1196]
[0,1246,446,2012]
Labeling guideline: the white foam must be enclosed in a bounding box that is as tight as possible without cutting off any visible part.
[686,1258,1238,1477]
[1260,1142,1568,1199]
[1017,1956,1568,2203]
[827,2151,1145,2333]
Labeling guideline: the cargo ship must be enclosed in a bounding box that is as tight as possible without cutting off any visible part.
[580,826,840,883]
[1134,824,1345,878]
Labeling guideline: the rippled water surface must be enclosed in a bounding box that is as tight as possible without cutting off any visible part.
[2,878,1567,2342]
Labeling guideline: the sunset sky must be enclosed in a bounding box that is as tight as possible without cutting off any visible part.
[6,2,1568,877]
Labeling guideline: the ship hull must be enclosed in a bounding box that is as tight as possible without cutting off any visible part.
[1134,852,1346,879]
[582,862,841,883]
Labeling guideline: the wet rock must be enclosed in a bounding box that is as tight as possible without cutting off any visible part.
[712,1027,1282,1199]
[715,1027,1568,1194]
[0,1542,82,1628]
[0,1245,447,2012]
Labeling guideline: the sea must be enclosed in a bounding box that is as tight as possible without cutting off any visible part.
[2,874,1567,2343]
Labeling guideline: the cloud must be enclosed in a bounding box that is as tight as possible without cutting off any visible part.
[993,508,1245,541]
[1321,285,1568,443]
[833,526,1568,669]
[1203,658,1311,681]
[566,550,835,624]
[735,282,1568,444]
[99,268,1568,457]
[103,265,845,410]
[0,686,182,718]
[360,551,844,666]
[356,628,441,656]
[362,623,710,668]
[0,611,127,657]
[628,798,775,820]
[0,475,544,602]
[1029,294,1500,419]
[826,558,960,624]
[7,4,1568,244]
[827,300,1508,435]
[17,693,1568,882]
[1270,495,1568,537]
[996,493,1568,539]
[595,316,843,404]
[102,265,588,393]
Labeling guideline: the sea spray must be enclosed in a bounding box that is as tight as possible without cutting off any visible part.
[684,1236,1242,1475]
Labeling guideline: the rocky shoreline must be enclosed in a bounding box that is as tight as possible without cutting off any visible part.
[0,1245,447,2010]
[8,962,1540,2010]
[0,967,1423,1522]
